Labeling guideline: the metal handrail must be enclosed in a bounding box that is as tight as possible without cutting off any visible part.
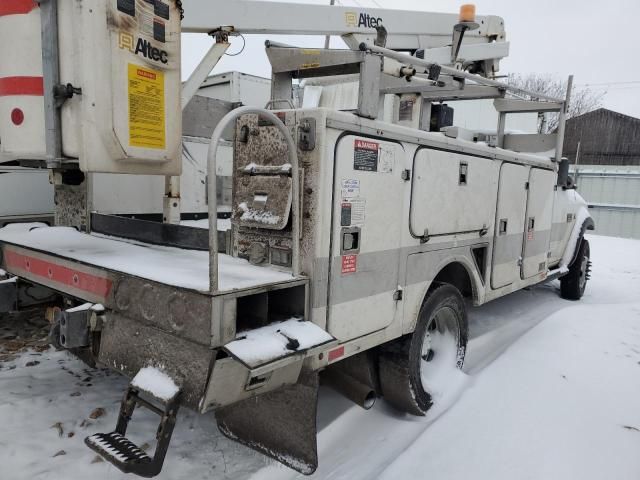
[206,106,301,294]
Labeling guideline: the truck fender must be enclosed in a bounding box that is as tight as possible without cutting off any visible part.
[405,256,479,335]
[568,217,595,268]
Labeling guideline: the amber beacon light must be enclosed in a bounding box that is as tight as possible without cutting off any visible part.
[459,4,476,23]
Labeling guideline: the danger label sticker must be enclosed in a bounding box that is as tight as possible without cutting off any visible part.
[128,64,166,149]
[341,255,357,274]
[340,198,366,226]
[354,139,379,172]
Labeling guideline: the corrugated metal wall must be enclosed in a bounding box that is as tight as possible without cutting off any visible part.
[571,165,640,239]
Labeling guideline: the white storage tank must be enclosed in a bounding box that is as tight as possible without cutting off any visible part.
[198,72,271,107]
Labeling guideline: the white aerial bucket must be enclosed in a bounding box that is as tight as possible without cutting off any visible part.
[0,0,182,176]
[0,0,46,160]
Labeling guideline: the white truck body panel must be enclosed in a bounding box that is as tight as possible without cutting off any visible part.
[491,163,529,288]
[0,166,53,225]
[230,109,584,349]
[327,136,405,341]
[549,189,581,265]
[410,149,499,237]
[521,168,556,279]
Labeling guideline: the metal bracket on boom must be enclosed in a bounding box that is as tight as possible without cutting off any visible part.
[451,21,479,64]
[53,83,82,107]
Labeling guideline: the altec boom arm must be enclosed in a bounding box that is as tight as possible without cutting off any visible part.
[179,0,510,117]
[181,0,507,52]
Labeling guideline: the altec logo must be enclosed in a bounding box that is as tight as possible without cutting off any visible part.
[119,32,168,64]
[345,11,383,28]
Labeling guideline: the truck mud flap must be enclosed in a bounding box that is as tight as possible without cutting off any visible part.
[215,368,319,475]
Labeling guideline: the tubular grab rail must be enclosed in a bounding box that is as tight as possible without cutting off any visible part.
[206,106,301,294]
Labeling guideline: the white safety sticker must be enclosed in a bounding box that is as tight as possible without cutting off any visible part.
[341,179,360,199]
[379,145,395,173]
[349,198,366,225]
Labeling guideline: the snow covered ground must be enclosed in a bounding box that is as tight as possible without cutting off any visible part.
[1,235,639,480]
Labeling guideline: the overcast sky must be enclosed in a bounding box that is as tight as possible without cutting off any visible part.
[181,0,640,118]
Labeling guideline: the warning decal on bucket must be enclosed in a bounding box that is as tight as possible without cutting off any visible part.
[128,63,165,149]
[354,139,379,172]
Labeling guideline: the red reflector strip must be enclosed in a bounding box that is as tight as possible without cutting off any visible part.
[0,76,44,97]
[0,0,38,16]
[328,346,345,362]
[4,250,113,299]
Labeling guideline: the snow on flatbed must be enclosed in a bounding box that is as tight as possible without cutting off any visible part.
[181,218,232,231]
[0,224,293,292]
[1,235,639,480]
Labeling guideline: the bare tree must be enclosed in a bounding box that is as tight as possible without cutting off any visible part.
[507,74,604,133]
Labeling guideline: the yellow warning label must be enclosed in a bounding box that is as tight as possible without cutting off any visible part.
[128,63,165,149]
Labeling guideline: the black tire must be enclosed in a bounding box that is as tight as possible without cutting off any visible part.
[560,239,591,301]
[378,283,468,416]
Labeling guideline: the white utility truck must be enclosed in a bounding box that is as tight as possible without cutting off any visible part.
[0,0,593,476]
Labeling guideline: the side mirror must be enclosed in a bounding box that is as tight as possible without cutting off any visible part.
[557,157,572,189]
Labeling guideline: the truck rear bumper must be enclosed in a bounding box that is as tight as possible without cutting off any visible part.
[0,225,334,411]
[97,311,334,411]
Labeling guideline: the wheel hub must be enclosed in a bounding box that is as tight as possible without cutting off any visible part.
[419,307,461,393]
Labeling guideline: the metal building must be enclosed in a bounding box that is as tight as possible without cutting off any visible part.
[571,166,640,239]
[564,108,640,166]
[565,109,640,239]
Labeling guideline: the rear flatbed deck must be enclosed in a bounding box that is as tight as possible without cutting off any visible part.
[0,224,293,293]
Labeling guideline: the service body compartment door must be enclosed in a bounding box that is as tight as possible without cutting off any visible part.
[491,163,528,289]
[521,168,555,279]
[410,149,498,237]
[327,136,405,341]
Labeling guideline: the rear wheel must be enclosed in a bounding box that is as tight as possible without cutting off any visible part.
[379,283,468,416]
[560,239,591,300]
